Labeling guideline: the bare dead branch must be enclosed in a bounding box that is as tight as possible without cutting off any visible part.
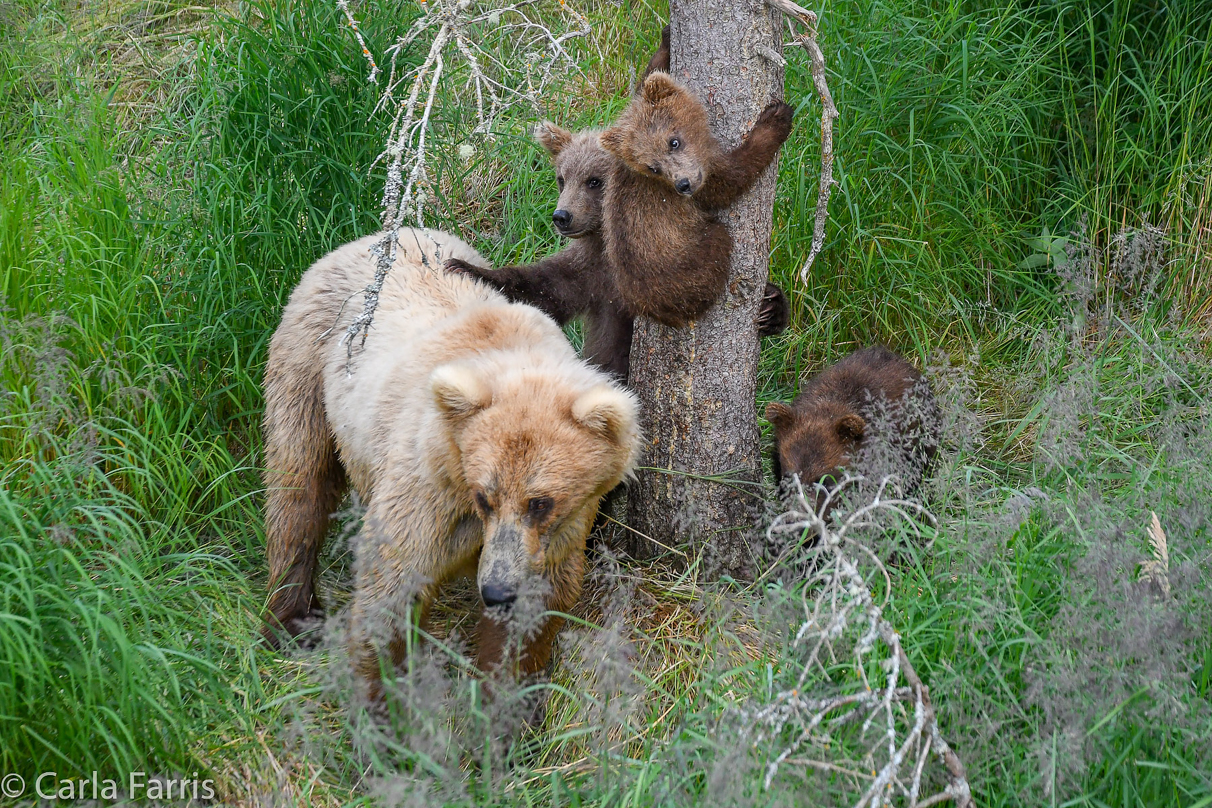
[764,0,839,285]
[765,0,816,27]
[795,23,839,285]
[738,471,975,807]
[336,0,380,83]
[334,0,589,356]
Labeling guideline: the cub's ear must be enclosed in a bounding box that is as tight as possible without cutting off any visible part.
[572,385,639,446]
[765,402,796,432]
[599,126,627,158]
[535,121,573,158]
[431,364,492,421]
[836,413,866,442]
[640,71,681,106]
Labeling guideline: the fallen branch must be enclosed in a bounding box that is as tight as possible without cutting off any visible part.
[736,472,975,807]
[765,0,839,285]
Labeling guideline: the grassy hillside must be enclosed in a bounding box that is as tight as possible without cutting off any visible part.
[0,0,1210,804]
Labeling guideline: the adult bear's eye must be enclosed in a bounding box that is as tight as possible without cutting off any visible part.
[669,137,681,150]
[528,497,554,518]
[586,177,601,189]
[475,491,492,513]
[557,176,565,190]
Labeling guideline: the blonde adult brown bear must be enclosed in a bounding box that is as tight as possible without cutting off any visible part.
[261,229,641,697]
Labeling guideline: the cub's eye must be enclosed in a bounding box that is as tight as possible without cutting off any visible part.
[649,164,661,175]
[474,491,492,512]
[586,177,602,189]
[557,176,565,190]
[669,137,681,150]
[528,497,554,518]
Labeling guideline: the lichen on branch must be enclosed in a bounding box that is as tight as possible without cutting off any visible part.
[334,0,591,355]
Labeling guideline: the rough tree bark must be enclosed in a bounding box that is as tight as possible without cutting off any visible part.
[623,0,785,578]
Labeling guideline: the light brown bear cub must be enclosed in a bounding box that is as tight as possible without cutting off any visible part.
[599,72,794,326]
[262,229,640,695]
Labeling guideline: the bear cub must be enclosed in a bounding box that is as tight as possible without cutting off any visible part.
[444,123,789,380]
[766,346,940,507]
[599,71,794,326]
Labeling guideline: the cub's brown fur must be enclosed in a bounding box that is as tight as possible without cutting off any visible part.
[599,72,794,326]
[444,33,789,379]
[444,124,789,379]
[445,125,630,378]
[766,346,940,502]
[262,229,640,697]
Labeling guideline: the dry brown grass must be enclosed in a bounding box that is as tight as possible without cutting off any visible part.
[19,0,217,128]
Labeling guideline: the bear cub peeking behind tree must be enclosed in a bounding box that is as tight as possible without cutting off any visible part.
[261,229,640,700]
[599,71,794,326]
[443,32,789,380]
[766,346,941,513]
[443,123,790,380]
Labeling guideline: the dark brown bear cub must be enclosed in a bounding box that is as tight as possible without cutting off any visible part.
[447,123,632,378]
[766,346,940,505]
[599,72,794,326]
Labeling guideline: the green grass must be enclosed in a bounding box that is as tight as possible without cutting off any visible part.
[0,0,1210,804]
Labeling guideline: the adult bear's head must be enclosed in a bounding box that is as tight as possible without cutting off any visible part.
[429,358,640,609]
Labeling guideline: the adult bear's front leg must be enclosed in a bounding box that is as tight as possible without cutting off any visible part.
[475,548,585,727]
[349,573,437,703]
[347,504,463,702]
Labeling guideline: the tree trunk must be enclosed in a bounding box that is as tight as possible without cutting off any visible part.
[623,0,784,579]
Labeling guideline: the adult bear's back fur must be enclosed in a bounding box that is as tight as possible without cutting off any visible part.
[300,233,590,491]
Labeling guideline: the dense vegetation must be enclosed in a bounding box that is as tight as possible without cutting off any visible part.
[1,0,1209,804]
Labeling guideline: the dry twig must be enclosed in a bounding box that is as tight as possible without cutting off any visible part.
[765,0,839,284]
[334,0,590,354]
[736,472,975,807]
[337,0,381,83]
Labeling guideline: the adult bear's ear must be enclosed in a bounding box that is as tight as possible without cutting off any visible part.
[572,385,639,447]
[431,364,492,421]
[836,413,866,442]
[765,402,796,432]
[599,126,627,158]
[640,71,680,106]
[536,121,573,158]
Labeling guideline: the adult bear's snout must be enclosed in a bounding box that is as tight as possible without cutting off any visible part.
[480,581,517,607]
